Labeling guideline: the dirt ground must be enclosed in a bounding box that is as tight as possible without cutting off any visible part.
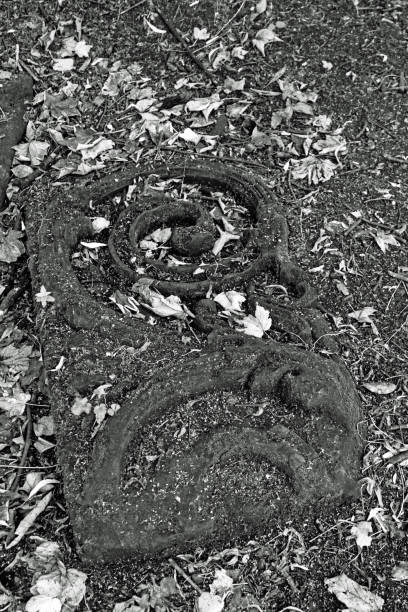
[0,0,407,610]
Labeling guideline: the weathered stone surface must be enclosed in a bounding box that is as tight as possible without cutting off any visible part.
[25,161,364,562]
[0,75,33,208]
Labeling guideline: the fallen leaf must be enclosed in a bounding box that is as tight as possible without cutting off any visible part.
[101,69,132,96]
[11,164,33,179]
[291,155,337,185]
[28,479,59,500]
[25,595,61,612]
[179,127,202,145]
[214,291,246,312]
[92,217,110,233]
[251,126,271,147]
[0,343,32,374]
[231,46,248,60]
[185,94,224,120]
[236,304,272,338]
[252,27,282,56]
[109,290,144,318]
[391,561,408,581]
[149,227,172,244]
[223,77,245,92]
[351,521,373,548]
[74,40,92,58]
[325,573,384,611]
[71,396,92,416]
[193,27,210,40]
[80,241,107,249]
[134,285,193,320]
[362,381,397,395]
[0,389,30,417]
[144,18,166,34]
[212,227,240,255]
[196,592,224,612]
[255,0,268,15]
[52,58,74,72]
[35,286,55,308]
[373,230,400,254]
[0,230,25,263]
[210,569,234,596]
[348,307,376,325]
[6,491,53,549]
[80,138,114,160]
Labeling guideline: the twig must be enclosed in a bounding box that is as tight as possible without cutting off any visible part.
[168,558,202,594]
[383,152,408,164]
[8,402,33,493]
[159,146,271,169]
[17,58,39,82]
[388,424,408,431]
[387,450,408,466]
[213,0,247,37]
[154,5,217,85]
[120,0,147,14]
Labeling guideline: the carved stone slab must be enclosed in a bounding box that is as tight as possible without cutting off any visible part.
[25,162,363,562]
[0,75,32,208]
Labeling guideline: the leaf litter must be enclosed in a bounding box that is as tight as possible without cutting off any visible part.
[1,0,408,610]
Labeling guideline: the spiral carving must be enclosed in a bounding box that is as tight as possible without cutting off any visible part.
[26,160,364,561]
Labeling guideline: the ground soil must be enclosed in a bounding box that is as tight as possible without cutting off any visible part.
[0,0,407,611]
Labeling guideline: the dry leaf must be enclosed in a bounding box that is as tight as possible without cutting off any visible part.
[179,127,202,145]
[291,155,337,185]
[92,217,110,233]
[236,304,272,338]
[252,27,282,56]
[255,0,268,15]
[134,285,193,320]
[373,230,400,254]
[71,396,92,416]
[35,286,55,308]
[391,561,408,581]
[223,77,245,92]
[210,569,234,596]
[0,230,25,263]
[6,492,53,549]
[214,291,246,312]
[52,58,74,72]
[212,227,240,255]
[11,164,33,178]
[362,381,397,395]
[351,521,373,548]
[196,592,224,612]
[325,573,384,611]
[193,27,210,40]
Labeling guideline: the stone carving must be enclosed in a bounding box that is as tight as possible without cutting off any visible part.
[25,161,363,562]
[0,75,32,209]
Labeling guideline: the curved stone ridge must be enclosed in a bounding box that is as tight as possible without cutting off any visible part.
[25,160,364,562]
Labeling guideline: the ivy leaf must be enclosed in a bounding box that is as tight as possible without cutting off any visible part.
[0,230,25,263]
